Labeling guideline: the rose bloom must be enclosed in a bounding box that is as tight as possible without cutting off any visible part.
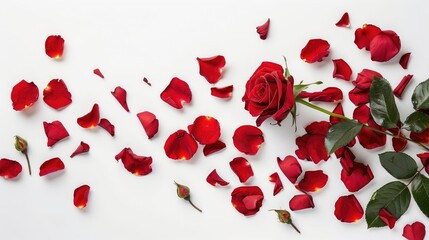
[242,62,294,126]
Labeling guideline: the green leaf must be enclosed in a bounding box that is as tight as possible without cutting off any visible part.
[412,78,429,110]
[379,152,418,179]
[325,120,363,155]
[411,173,429,218]
[369,77,400,129]
[403,111,429,133]
[366,181,411,228]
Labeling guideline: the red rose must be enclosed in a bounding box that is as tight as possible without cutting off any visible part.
[242,62,294,126]
[231,186,264,216]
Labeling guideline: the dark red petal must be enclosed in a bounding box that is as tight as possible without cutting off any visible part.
[332,59,352,81]
[70,141,90,158]
[295,121,330,164]
[45,35,64,59]
[164,129,198,160]
[211,85,233,99]
[389,128,408,152]
[231,186,264,216]
[335,12,350,27]
[354,24,381,50]
[379,208,396,229]
[229,157,254,183]
[353,105,387,149]
[197,55,226,84]
[73,185,90,208]
[268,172,284,196]
[256,18,270,40]
[289,194,314,211]
[300,39,330,63]
[43,79,72,110]
[393,74,413,98]
[0,159,22,179]
[115,148,152,176]
[277,155,302,184]
[160,77,192,109]
[340,158,374,192]
[39,157,65,176]
[416,152,429,174]
[143,77,152,86]
[330,103,345,124]
[111,86,129,112]
[203,140,226,156]
[411,129,429,144]
[206,169,229,186]
[297,170,328,192]
[299,87,343,102]
[93,68,104,79]
[98,118,115,136]
[43,120,70,147]
[399,52,411,69]
[137,111,159,139]
[11,80,39,111]
[334,195,364,223]
[232,125,264,155]
[403,221,426,240]
[190,116,221,145]
[77,104,100,129]
[370,30,401,62]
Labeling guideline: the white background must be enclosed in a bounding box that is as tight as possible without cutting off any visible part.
[0,0,428,239]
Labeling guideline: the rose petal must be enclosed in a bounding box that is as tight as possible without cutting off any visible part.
[11,80,39,111]
[297,170,328,192]
[403,221,426,240]
[333,59,352,81]
[379,208,396,229]
[340,155,374,192]
[137,111,159,139]
[335,12,350,27]
[289,194,314,211]
[411,128,429,144]
[77,104,100,129]
[73,185,90,208]
[115,148,152,176]
[43,79,72,110]
[354,24,381,50]
[0,159,22,179]
[45,35,64,59]
[231,186,264,216]
[295,121,330,163]
[353,105,386,149]
[349,69,383,106]
[39,157,65,176]
[393,74,413,98]
[206,169,229,186]
[190,116,221,145]
[416,152,429,174]
[160,77,192,109]
[70,141,90,158]
[399,52,411,69]
[277,155,302,184]
[197,55,226,84]
[389,127,408,152]
[300,39,330,63]
[232,125,264,155]
[229,157,254,183]
[203,140,226,156]
[98,118,115,136]
[268,172,284,196]
[211,85,233,99]
[330,103,345,125]
[256,18,270,40]
[370,30,401,62]
[334,195,364,223]
[43,120,70,147]
[299,87,343,102]
[164,129,198,160]
[111,86,129,112]
[93,68,104,79]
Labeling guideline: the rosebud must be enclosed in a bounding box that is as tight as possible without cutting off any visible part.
[271,209,300,233]
[14,135,28,153]
[174,181,202,212]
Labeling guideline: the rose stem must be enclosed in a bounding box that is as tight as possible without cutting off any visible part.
[291,222,301,234]
[23,150,32,175]
[187,199,202,213]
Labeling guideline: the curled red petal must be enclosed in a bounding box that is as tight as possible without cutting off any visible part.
[206,169,229,186]
[330,103,345,124]
[231,186,264,216]
[416,152,429,174]
[300,39,330,63]
[39,157,65,176]
[99,118,115,136]
[197,55,226,84]
[45,35,64,59]
[93,68,104,79]
[73,185,90,208]
[229,157,254,183]
[137,111,159,139]
[211,85,233,99]
[333,59,352,81]
[164,129,198,160]
[77,104,100,129]
[297,170,328,192]
[232,125,264,155]
[393,74,413,98]
[379,208,396,229]
[190,116,221,145]
[43,120,70,147]
[299,87,343,102]
[203,140,226,156]
[277,155,302,184]
[0,159,22,179]
[348,69,383,106]
[403,221,426,240]
[115,148,152,176]
[70,141,90,158]
[256,18,270,40]
[334,195,364,223]
[335,12,350,27]
[353,105,386,149]
[354,24,381,50]
[11,80,39,111]
[389,127,408,152]
[289,194,314,211]
[43,79,72,110]
[160,77,192,109]
[399,52,411,69]
[370,30,401,62]
[295,121,330,163]
[268,172,284,196]
[111,86,129,112]
[340,156,374,192]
